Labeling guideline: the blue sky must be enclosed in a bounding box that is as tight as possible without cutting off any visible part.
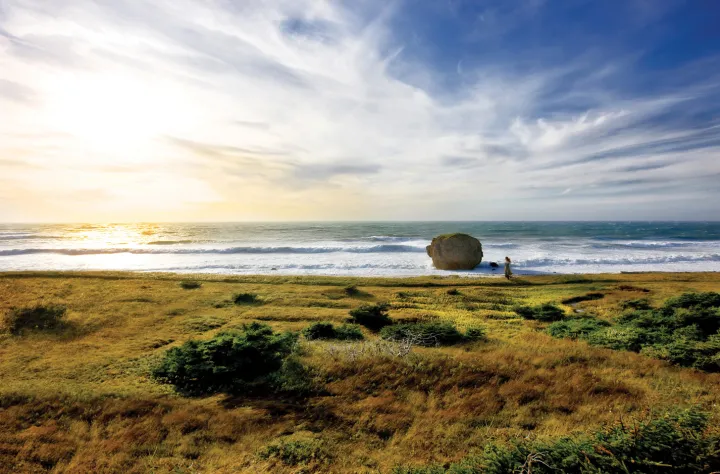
[0,0,719,221]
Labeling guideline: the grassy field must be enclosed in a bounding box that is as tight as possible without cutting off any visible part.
[1,271,719,473]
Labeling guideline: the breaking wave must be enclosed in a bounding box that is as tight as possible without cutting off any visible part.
[0,244,427,256]
[517,254,720,267]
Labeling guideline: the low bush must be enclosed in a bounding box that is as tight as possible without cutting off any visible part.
[549,292,720,371]
[348,303,392,331]
[514,303,565,322]
[303,322,336,340]
[259,436,330,466]
[344,285,360,296]
[268,355,316,395]
[381,321,463,346]
[152,322,298,395]
[380,321,484,346]
[179,281,202,290]
[446,288,460,296]
[586,326,647,352]
[3,305,68,334]
[664,292,720,311]
[394,407,720,473]
[233,292,259,304]
[302,322,363,341]
[464,326,486,341]
[335,324,364,340]
[642,333,720,372]
[547,317,610,339]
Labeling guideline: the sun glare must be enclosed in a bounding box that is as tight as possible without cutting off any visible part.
[44,73,175,150]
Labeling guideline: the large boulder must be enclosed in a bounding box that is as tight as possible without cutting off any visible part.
[426,233,483,270]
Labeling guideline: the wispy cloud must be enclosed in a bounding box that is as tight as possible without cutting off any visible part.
[0,0,718,221]
[0,78,36,103]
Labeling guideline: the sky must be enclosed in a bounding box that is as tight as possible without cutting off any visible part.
[1,0,719,222]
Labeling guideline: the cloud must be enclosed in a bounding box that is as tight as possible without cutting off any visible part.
[165,136,290,159]
[233,120,271,130]
[0,0,718,220]
[292,163,381,181]
[441,156,478,168]
[0,78,36,103]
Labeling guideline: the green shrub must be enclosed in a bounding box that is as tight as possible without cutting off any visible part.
[547,317,610,339]
[302,322,336,340]
[348,303,392,331]
[394,407,720,473]
[663,292,720,311]
[152,322,297,395]
[549,292,720,372]
[642,333,720,372]
[302,322,364,341]
[268,355,316,395]
[179,281,202,290]
[259,437,330,466]
[334,324,364,340]
[380,321,483,346]
[464,326,486,341]
[233,292,259,304]
[514,303,565,322]
[3,305,68,334]
[446,288,460,296]
[673,307,720,338]
[344,285,360,296]
[586,326,646,352]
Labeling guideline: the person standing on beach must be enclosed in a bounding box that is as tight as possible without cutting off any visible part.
[504,256,512,280]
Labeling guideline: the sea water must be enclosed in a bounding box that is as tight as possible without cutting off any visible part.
[0,222,719,276]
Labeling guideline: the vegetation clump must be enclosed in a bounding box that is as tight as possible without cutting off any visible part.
[3,305,68,334]
[347,303,392,331]
[394,407,720,473]
[514,303,565,322]
[233,292,259,304]
[302,322,364,341]
[152,322,298,395]
[547,316,611,339]
[380,321,485,346]
[179,280,202,289]
[259,436,330,466]
[344,284,360,296]
[550,292,720,371]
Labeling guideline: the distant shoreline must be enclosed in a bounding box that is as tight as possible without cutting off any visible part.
[3,222,719,275]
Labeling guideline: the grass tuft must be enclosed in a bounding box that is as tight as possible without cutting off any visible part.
[514,303,565,322]
[347,303,392,331]
[3,305,68,334]
[233,292,259,304]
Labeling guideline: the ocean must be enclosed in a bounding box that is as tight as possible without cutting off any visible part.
[1,222,719,276]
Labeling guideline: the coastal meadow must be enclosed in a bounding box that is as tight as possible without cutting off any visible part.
[1,271,719,472]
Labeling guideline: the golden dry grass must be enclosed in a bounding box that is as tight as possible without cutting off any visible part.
[0,271,719,473]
